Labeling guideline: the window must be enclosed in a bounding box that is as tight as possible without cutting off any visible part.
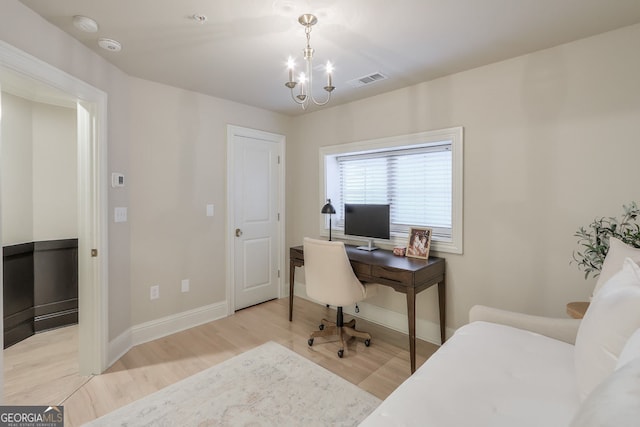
[320,127,463,254]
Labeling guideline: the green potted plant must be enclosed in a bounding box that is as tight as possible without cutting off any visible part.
[573,202,640,279]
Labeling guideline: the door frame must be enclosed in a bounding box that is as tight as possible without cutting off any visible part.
[225,125,285,315]
[0,41,109,375]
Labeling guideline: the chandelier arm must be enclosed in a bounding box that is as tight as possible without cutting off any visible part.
[306,57,332,106]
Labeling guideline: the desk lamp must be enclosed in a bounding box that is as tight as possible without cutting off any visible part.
[321,199,336,241]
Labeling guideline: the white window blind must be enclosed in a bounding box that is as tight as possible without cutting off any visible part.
[336,144,452,238]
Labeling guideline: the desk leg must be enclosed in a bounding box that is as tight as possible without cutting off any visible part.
[438,279,446,344]
[289,261,295,321]
[407,288,416,374]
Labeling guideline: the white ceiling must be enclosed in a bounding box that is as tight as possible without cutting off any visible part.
[19,0,640,116]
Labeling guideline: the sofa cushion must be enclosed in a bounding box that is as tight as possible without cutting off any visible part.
[569,357,640,427]
[617,328,640,370]
[574,258,640,401]
[360,321,578,427]
[593,237,640,297]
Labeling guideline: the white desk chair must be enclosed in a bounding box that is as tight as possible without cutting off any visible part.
[303,237,378,358]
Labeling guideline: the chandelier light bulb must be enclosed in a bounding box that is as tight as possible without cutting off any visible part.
[326,61,334,89]
[287,57,295,83]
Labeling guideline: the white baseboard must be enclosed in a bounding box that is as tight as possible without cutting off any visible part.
[131,302,228,347]
[108,327,133,368]
[292,281,454,345]
[107,302,228,367]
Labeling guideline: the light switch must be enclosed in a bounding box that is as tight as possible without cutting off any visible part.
[114,207,127,223]
[206,204,214,217]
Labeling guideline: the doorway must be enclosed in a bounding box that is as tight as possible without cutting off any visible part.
[226,125,285,313]
[0,41,108,382]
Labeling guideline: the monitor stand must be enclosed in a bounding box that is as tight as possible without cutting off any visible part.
[357,239,378,251]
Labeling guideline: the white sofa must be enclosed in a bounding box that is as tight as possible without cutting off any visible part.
[361,252,640,426]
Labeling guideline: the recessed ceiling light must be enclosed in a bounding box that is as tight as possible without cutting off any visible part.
[98,38,122,52]
[73,15,99,33]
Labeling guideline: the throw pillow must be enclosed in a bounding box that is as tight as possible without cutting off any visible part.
[574,258,640,401]
[616,328,640,370]
[570,357,640,427]
[593,237,640,297]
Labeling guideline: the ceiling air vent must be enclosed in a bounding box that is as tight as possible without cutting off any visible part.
[347,72,388,88]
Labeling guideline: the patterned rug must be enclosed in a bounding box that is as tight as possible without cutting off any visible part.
[83,341,381,426]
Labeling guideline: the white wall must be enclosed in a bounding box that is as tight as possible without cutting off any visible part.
[0,93,33,244]
[32,101,77,240]
[128,78,291,325]
[1,93,76,245]
[287,23,640,337]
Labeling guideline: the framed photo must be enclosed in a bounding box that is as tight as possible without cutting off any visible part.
[406,227,432,259]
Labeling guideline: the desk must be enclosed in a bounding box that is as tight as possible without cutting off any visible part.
[289,245,446,373]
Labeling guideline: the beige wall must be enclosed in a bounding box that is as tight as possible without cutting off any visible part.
[1,0,292,341]
[1,0,133,340]
[287,23,640,333]
[1,93,76,245]
[3,0,639,350]
[128,78,291,324]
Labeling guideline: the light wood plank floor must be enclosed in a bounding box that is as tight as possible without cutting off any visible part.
[4,297,439,426]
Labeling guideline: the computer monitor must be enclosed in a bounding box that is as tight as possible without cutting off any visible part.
[344,204,390,251]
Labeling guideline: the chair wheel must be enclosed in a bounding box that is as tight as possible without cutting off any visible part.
[308,338,314,346]
[364,339,371,347]
[337,349,344,358]
[319,324,324,331]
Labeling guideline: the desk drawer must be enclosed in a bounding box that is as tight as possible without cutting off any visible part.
[350,261,371,277]
[372,265,412,284]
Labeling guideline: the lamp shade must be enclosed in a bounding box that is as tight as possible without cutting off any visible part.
[321,199,336,241]
[321,200,336,214]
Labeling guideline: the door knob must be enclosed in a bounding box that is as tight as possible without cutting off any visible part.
[235,228,243,237]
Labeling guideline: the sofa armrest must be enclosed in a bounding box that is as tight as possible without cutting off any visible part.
[469,305,581,345]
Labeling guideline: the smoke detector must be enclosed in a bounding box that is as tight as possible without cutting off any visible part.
[191,14,208,23]
[98,38,122,52]
[73,15,99,33]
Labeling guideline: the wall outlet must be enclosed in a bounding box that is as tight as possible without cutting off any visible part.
[206,204,214,217]
[150,285,159,300]
[181,279,190,293]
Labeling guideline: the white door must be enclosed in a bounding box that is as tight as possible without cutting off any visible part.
[232,129,281,310]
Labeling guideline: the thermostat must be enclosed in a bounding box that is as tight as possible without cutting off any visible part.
[111,173,125,188]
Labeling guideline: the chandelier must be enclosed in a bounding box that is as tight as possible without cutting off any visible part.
[284,14,335,110]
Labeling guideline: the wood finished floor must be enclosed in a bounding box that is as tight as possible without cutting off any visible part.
[4,297,439,426]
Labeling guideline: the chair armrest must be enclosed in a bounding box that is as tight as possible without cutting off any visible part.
[469,305,582,345]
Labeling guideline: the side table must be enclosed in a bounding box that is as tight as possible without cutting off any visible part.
[566,301,590,319]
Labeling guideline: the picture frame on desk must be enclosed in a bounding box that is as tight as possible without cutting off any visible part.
[406,227,432,259]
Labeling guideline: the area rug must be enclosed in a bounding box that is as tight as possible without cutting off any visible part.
[83,341,381,426]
